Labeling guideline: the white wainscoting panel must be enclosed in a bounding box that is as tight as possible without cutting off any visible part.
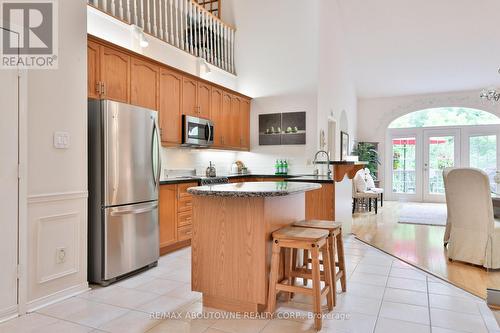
[27,191,88,311]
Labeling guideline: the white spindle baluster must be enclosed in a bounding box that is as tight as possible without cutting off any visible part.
[126,0,131,22]
[201,11,205,60]
[133,0,138,25]
[152,0,157,36]
[158,0,164,39]
[230,29,235,73]
[180,0,185,50]
[163,0,169,43]
[92,0,98,7]
[217,21,221,67]
[142,0,151,33]
[198,7,202,57]
[194,5,198,56]
[140,0,145,29]
[103,0,108,12]
[118,0,123,19]
[223,25,227,70]
[175,0,180,47]
[169,0,174,45]
[225,26,229,71]
[189,1,194,54]
[207,15,212,63]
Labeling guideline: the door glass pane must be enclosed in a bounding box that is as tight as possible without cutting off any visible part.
[428,136,455,194]
[392,137,416,194]
[469,135,497,192]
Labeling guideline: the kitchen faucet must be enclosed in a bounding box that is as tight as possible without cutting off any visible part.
[313,150,331,177]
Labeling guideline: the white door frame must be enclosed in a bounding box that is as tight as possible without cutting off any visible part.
[0,25,28,321]
[386,124,500,203]
[422,128,460,202]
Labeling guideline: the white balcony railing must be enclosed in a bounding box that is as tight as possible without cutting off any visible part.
[88,0,236,74]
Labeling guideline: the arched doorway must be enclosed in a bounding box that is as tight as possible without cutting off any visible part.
[385,107,500,202]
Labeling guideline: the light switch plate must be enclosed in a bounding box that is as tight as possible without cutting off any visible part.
[53,131,70,149]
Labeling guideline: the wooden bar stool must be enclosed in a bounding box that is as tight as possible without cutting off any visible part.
[293,220,347,306]
[268,226,334,330]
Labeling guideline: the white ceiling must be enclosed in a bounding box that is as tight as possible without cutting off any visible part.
[338,0,500,99]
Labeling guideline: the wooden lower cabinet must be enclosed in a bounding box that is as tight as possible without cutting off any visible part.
[305,183,335,220]
[159,182,197,254]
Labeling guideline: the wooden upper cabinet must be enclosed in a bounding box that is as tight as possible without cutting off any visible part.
[210,87,224,147]
[87,40,101,99]
[221,92,232,147]
[229,95,241,148]
[197,82,211,119]
[240,98,251,150]
[100,46,130,103]
[182,76,198,117]
[130,57,159,110]
[159,184,178,248]
[159,68,183,144]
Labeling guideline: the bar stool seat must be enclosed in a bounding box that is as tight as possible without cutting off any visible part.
[292,220,347,306]
[268,226,334,330]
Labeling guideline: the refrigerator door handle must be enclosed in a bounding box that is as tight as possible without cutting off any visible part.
[109,202,158,216]
[152,119,161,187]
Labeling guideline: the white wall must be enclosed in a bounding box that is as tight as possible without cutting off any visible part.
[26,0,88,310]
[357,89,500,186]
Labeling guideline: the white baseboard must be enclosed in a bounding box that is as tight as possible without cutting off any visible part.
[26,282,89,313]
[0,305,18,324]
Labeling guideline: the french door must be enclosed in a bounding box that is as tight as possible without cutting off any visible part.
[388,125,500,202]
[423,129,460,202]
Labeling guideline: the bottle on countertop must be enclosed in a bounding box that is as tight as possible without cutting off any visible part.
[275,159,280,175]
[283,160,288,175]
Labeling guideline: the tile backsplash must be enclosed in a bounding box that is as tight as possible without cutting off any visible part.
[160,147,315,178]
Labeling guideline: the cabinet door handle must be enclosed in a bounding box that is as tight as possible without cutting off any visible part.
[101,82,106,96]
[96,82,101,94]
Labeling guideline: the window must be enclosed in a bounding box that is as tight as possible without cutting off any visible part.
[389,108,500,129]
[469,135,497,191]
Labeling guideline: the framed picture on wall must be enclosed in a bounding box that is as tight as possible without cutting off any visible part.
[340,131,349,160]
[258,112,306,145]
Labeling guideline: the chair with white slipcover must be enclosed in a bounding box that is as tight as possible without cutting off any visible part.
[443,167,500,269]
[363,168,384,207]
[352,171,379,214]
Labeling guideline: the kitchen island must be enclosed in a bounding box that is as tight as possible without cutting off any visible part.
[188,181,321,313]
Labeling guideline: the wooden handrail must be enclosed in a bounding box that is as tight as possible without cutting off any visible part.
[190,0,235,30]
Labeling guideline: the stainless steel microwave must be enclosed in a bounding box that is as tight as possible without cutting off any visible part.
[182,115,214,147]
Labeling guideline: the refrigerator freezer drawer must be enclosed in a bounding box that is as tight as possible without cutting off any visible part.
[103,201,159,280]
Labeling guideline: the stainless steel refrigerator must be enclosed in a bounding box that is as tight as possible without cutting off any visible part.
[88,99,161,285]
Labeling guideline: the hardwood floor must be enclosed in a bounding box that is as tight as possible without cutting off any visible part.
[352,201,500,299]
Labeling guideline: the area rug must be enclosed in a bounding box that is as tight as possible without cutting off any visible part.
[398,202,447,226]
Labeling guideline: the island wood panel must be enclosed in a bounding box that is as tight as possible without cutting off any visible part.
[305,183,335,220]
[191,193,305,312]
[130,57,159,110]
[159,68,183,144]
[100,46,130,103]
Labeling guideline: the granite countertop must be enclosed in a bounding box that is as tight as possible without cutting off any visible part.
[159,173,309,185]
[187,181,322,197]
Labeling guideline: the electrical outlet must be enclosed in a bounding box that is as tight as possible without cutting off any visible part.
[56,247,66,264]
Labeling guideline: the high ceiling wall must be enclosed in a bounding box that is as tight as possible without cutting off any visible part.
[338,0,500,98]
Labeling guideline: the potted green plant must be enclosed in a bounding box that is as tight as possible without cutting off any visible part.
[352,142,381,180]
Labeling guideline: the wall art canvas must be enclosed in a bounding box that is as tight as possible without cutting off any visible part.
[259,112,306,145]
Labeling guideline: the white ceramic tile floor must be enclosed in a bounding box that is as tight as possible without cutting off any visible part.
[1,236,498,333]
